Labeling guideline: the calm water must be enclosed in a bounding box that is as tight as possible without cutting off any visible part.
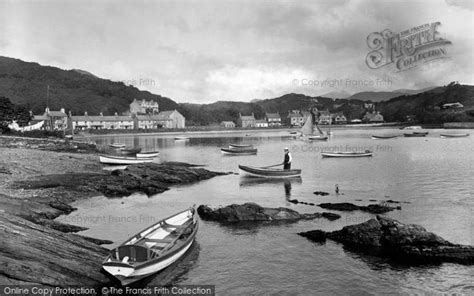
[57,129,474,295]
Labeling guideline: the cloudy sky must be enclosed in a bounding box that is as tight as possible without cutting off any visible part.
[1,0,473,103]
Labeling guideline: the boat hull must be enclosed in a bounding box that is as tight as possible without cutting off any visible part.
[221,148,257,155]
[174,137,190,140]
[99,155,154,165]
[321,152,372,158]
[229,144,253,148]
[440,133,469,138]
[238,165,301,178]
[371,135,399,139]
[403,133,427,137]
[307,136,328,141]
[136,151,160,158]
[110,143,126,148]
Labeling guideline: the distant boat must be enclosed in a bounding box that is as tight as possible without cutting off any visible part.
[99,155,154,165]
[301,115,328,141]
[229,144,254,149]
[403,133,427,137]
[401,126,422,130]
[118,148,142,156]
[221,147,257,155]
[238,165,302,178]
[413,131,429,135]
[136,151,160,158]
[321,151,373,158]
[110,143,126,148]
[102,206,198,286]
[371,135,399,139]
[174,136,190,140]
[440,133,469,138]
[289,131,298,135]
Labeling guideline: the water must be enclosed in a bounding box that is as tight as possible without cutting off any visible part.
[57,129,474,294]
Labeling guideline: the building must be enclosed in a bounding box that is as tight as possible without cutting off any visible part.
[332,112,347,124]
[255,119,269,128]
[71,112,134,130]
[286,111,304,127]
[220,121,236,128]
[134,114,163,129]
[318,110,332,125]
[350,119,362,124]
[442,102,464,109]
[129,99,159,114]
[155,110,185,128]
[31,107,68,130]
[363,111,384,123]
[265,113,281,127]
[237,113,256,128]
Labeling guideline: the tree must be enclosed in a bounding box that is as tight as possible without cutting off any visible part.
[0,96,32,133]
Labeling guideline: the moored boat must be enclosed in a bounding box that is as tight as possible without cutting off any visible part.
[413,131,429,135]
[110,143,126,148]
[102,206,198,286]
[174,136,190,140]
[229,143,254,149]
[118,148,142,155]
[403,133,427,137]
[321,151,373,158]
[238,165,302,178]
[401,126,422,130]
[440,133,469,138]
[99,155,154,165]
[221,147,258,155]
[371,135,399,139]
[308,135,328,141]
[136,151,160,158]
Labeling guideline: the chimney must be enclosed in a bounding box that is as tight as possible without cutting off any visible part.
[114,112,118,116]
[84,111,88,116]
[99,112,103,117]
[60,108,65,114]
[45,107,50,114]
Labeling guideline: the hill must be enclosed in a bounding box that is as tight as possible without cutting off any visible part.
[0,56,179,115]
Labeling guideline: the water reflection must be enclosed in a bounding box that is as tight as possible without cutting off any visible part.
[239,177,302,200]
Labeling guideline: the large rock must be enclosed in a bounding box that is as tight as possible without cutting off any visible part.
[318,202,399,214]
[198,203,341,223]
[299,215,474,265]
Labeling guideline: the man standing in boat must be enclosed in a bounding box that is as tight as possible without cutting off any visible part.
[282,147,292,170]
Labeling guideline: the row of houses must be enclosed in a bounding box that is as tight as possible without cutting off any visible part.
[31,107,186,131]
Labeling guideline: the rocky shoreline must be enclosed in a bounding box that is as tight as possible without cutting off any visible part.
[0,145,228,286]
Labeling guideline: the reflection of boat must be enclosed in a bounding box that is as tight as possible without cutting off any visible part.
[413,131,429,135]
[403,133,427,137]
[301,114,328,141]
[321,151,372,158]
[221,148,257,155]
[371,135,399,139]
[440,133,469,138]
[136,151,160,158]
[99,155,154,165]
[229,144,254,149]
[239,177,302,187]
[174,136,190,140]
[238,165,302,178]
[102,206,198,286]
[110,143,126,148]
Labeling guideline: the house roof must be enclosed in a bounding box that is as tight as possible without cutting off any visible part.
[46,111,67,117]
[135,115,168,121]
[255,119,267,123]
[221,121,235,124]
[156,110,182,120]
[287,112,302,118]
[240,114,255,120]
[33,115,49,121]
[265,113,280,119]
[318,110,331,116]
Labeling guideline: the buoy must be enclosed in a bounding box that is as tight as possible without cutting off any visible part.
[335,184,339,194]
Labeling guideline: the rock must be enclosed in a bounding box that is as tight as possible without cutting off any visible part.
[299,215,474,265]
[313,191,330,196]
[321,212,341,221]
[288,199,299,204]
[318,202,398,214]
[197,203,340,223]
[0,212,109,286]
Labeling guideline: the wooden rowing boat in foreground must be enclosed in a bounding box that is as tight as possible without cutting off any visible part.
[238,165,302,178]
[102,206,198,286]
[99,155,154,165]
[440,133,469,138]
[321,151,373,158]
[136,151,160,158]
[371,135,399,139]
[221,148,258,155]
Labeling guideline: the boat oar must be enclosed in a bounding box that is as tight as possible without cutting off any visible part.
[261,164,283,168]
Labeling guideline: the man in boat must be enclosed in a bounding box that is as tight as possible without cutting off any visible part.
[282,147,292,170]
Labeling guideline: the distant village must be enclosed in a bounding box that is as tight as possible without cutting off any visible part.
[31,99,390,131]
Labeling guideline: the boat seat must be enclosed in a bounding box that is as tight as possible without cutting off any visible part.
[122,256,129,263]
[144,238,174,243]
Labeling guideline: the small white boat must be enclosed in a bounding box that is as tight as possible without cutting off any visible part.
[99,155,154,165]
[238,165,302,178]
[110,143,126,148]
[440,133,469,138]
[307,135,328,141]
[136,151,160,158]
[221,147,257,155]
[102,206,198,286]
[174,136,190,140]
[371,135,399,139]
[321,151,373,158]
[229,144,254,149]
[401,126,422,130]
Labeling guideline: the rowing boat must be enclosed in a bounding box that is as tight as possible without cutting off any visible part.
[110,143,126,148]
[174,136,190,140]
[371,135,399,139]
[229,144,254,149]
[307,135,328,141]
[238,165,302,178]
[440,133,469,138]
[136,151,160,158]
[118,148,142,155]
[403,133,427,137]
[221,148,258,155]
[102,206,198,286]
[321,151,373,158]
[413,131,429,135]
[99,155,154,165]
[401,126,422,130]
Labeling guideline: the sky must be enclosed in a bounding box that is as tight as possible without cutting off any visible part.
[1,0,473,103]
